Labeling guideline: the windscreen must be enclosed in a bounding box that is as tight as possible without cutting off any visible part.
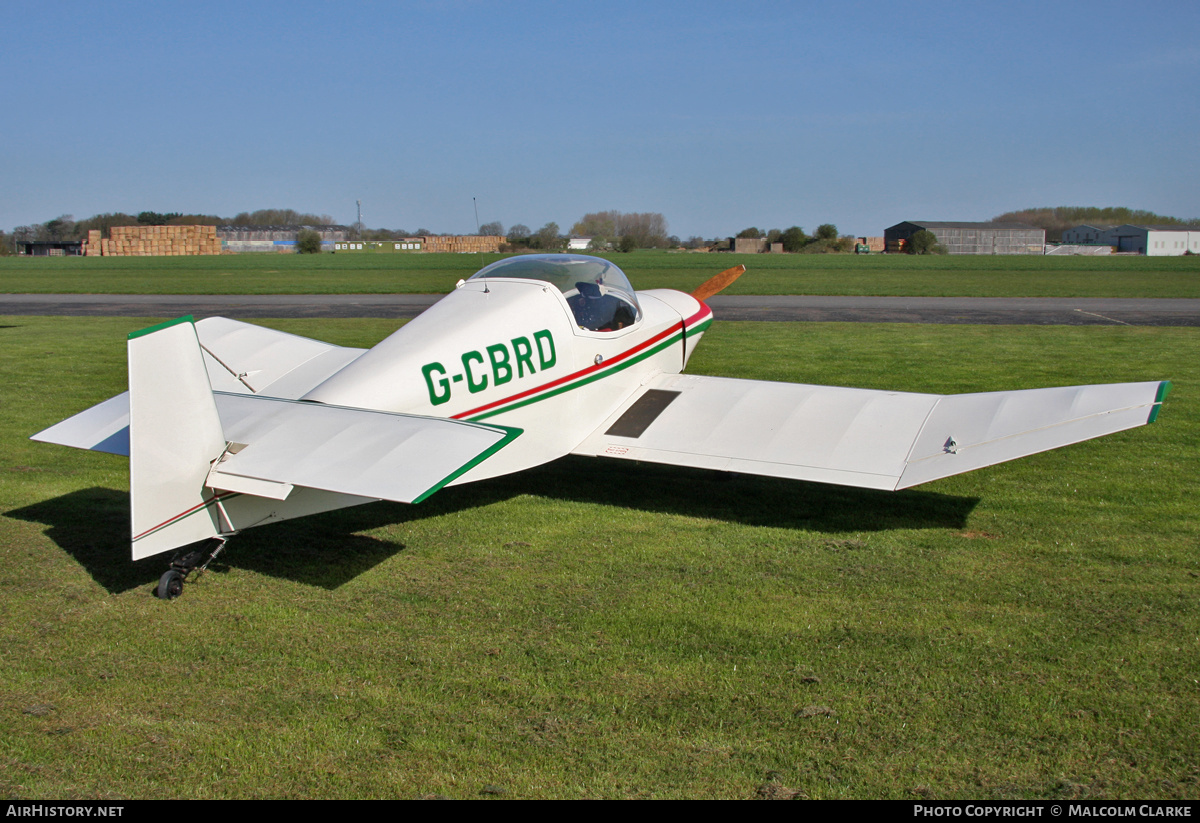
[469,254,641,331]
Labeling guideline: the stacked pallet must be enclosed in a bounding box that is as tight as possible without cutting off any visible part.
[421,235,504,254]
[80,225,222,256]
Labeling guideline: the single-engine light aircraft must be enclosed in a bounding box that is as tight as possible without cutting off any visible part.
[32,254,1171,599]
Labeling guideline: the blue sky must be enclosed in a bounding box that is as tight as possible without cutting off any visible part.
[5,0,1198,238]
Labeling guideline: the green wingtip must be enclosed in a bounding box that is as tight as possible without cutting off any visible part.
[128,315,194,340]
[1148,380,1172,423]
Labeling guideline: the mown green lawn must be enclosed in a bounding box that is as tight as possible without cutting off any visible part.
[2,316,1197,799]
[2,250,1199,297]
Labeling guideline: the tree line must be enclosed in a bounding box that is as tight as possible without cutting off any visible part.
[3,208,853,255]
[10,203,1200,255]
[481,214,860,254]
[471,212,674,252]
[727,223,856,253]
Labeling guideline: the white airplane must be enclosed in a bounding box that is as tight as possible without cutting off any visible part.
[32,254,1171,599]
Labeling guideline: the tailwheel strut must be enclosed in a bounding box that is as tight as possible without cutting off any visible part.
[156,536,228,600]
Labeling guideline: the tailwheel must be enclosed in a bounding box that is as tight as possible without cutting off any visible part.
[154,536,229,600]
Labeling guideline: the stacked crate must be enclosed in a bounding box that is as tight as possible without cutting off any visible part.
[421,235,504,254]
[82,225,221,256]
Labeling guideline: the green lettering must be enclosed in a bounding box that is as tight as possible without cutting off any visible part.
[487,343,513,386]
[462,350,488,393]
[421,362,451,406]
[533,329,556,370]
[511,336,535,378]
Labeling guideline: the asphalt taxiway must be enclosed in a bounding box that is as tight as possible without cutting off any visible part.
[2,293,1199,325]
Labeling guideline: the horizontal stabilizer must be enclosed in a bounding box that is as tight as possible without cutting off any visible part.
[195,317,367,397]
[29,388,521,506]
[30,317,370,455]
[572,374,1169,491]
[31,392,131,455]
[207,393,520,504]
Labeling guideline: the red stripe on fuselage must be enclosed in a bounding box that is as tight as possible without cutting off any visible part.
[685,303,713,327]
[133,490,237,542]
[450,305,711,421]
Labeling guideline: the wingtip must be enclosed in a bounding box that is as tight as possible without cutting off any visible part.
[1147,380,1172,423]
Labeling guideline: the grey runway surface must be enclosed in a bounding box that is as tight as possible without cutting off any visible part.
[2,293,1200,326]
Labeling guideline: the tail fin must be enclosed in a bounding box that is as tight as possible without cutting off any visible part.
[127,317,227,560]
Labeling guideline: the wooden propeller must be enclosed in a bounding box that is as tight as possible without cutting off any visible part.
[690,264,746,302]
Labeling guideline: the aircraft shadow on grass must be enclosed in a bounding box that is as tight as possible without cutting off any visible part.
[7,455,978,596]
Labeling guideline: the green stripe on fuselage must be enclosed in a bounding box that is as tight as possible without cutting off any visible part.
[466,328,687,422]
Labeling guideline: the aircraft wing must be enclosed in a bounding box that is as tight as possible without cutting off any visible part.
[571,373,1170,491]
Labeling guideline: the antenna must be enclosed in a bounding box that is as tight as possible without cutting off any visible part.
[473,197,480,234]
[356,200,362,226]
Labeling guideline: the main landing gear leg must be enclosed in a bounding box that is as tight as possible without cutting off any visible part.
[156,537,228,600]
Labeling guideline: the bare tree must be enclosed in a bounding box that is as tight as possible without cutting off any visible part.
[571,211,620,239]
[572,211,668,248]
[616,212,669,248]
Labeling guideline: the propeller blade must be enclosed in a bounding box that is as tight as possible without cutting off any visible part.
[690,264,746,302]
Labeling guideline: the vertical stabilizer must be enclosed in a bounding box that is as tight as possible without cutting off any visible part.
[128,317,227,560]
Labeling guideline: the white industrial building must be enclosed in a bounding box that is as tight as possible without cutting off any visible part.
[1062,224,1200,255]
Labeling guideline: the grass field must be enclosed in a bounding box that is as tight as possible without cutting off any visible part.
[2,315,1197,799]
[2,250,1200,298]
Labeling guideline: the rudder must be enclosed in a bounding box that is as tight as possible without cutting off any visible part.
[127,317,227,560]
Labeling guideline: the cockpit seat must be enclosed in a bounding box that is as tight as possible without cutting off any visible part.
[569,281,636,331]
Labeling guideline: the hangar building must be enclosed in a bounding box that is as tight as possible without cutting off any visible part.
[1063,224,1200,255]
[885,221,1045,255]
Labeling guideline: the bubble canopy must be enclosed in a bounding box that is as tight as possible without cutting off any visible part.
[469,254,641,331]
